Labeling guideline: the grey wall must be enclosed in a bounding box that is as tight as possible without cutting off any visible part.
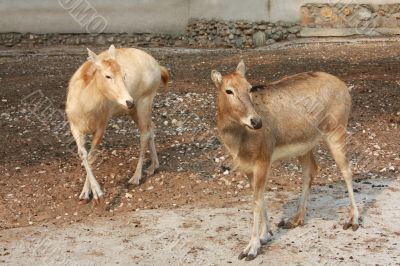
[1,0,399,34]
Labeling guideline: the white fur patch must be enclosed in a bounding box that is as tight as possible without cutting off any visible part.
[271,138,321,162]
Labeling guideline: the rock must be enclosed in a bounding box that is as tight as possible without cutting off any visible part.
[243,28,255,35]
[252,31,266,47]
[235,37,244,48]
[288,25,301,34]
[266,39,276,45]
[287,34,297,40]
[356,7,373,21]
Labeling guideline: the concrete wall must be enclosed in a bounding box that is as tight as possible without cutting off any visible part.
[1,0,399,34]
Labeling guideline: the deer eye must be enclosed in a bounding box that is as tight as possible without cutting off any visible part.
[105,75,112,79]
[225,89,234,95]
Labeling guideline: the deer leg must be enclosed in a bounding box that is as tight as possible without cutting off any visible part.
[259,201,272,245]
[88,127,105,165]
[145,121,159,176]
[325,129,360,231]
[70,124,104,203]
[243,171,272,244]
[128,98,154,185]
[278,151,318,229]
[239,162,269,261]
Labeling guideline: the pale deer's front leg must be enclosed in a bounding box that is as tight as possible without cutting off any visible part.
[70,124,104,204]
[239,162,269,261]
[88,127,106,165]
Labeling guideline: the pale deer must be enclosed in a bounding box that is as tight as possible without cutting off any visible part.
[66,45,168,204]
[211,61,360,260]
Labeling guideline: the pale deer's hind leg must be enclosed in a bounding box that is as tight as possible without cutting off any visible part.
[278,151,318,229]
[70,124,104,203]
[325,128,360,231]
[128,96,158,185]
[239,162,269,261]
[147,120,159,175]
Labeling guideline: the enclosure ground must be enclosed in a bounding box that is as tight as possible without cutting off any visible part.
[0,38,399,264]
[1,178,399,265]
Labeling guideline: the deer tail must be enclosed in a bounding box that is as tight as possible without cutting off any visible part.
[159,66,169,88]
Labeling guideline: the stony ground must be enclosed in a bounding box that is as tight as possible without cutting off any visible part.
[0,38,399,264]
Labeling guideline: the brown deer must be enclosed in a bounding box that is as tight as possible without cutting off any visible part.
[66,45,168,204]
[211,61,360,260]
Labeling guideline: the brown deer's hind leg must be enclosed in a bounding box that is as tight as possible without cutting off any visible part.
[325,128,360,231]
[278,151,318,229]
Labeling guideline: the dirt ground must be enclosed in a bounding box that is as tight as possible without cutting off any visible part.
[0,37,399,264]
[1,178,399,265]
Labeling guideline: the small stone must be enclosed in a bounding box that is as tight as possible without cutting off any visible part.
[252,31,266,47]
[287,34,297,41]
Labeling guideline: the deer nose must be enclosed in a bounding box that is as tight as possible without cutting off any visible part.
[126,100,134,109]
[250,117,262,129]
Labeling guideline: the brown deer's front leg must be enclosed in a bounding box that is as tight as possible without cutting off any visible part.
[238,161,269,261]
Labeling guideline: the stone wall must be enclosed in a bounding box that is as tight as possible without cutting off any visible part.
[0,19,302,49]
[2,3,400,49]
[186,19,301,48]
[301,3,400,33]
[0,33,183,48]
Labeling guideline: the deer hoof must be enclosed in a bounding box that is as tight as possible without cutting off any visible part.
[238,251,247,260]
[245,254,257,261]
[238,251,258,261]
[278,218,303,229]
[78,198,91,205]
[93,197,104,206]
[343,216,361,231]
[128,177,141,186]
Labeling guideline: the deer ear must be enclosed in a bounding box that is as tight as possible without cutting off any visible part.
[211,70,223,88]
[87,48,98,62]
[236,60,246,76]
[108,44,116,59]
